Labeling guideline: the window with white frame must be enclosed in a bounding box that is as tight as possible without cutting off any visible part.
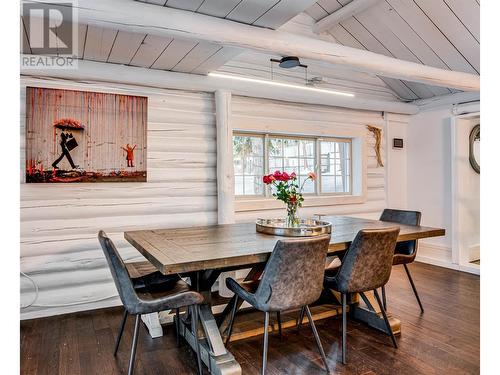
[233,133,352,197]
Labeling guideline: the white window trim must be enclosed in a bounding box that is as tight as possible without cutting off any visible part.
[233,131,367,212]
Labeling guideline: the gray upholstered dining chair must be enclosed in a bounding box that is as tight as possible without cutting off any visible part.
[379,209,424,312]
[98,231,205,375]
[323,227,400,364]
[225,235,332,375]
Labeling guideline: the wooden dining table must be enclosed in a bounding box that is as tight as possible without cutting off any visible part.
[125,215,445,375]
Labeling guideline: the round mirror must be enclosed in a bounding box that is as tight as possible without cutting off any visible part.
[469,124,480,174]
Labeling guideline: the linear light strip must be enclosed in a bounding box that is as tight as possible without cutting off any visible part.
[208,72,355,98]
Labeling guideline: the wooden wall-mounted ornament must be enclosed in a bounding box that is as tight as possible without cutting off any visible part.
[366,125,383,167]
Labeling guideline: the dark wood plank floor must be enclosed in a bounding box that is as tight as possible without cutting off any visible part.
[20,262,480,375]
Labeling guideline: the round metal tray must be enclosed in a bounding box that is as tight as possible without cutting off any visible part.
[256,218,332,237]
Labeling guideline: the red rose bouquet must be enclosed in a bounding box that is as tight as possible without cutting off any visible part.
[263,170,317,227]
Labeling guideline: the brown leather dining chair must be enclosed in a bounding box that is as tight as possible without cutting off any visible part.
[225,235,332,375]
[98,231,205,375]
[323,227,400,364]
[379,209,424,312]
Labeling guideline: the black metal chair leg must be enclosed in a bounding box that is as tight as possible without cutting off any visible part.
[262,312,270,375]
[114,309,128,356]
[225,295,239,345]
[128,315,141,375]
[297,305,305,330]
[341,293,347,365]
[304,305,330,374]
[381,285,387,311]
[175,308,181,347]
[404,264,424,313]
[373,289,398,349]
[191,305,203,375]
[276,311,283,338]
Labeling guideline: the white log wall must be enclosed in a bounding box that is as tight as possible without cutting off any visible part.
[231,96,390,222]
[20,77,409,319]
[20,77,218,319]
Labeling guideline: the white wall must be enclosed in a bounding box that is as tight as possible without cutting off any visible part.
[20,76,410,319]
[385,113,409,210]
[407,103,480,269]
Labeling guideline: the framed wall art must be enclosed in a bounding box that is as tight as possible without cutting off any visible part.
[25,87,147,183]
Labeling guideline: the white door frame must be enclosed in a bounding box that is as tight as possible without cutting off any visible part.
[450,105,480,274]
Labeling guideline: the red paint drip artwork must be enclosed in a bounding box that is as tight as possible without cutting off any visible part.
[25,87,148,183]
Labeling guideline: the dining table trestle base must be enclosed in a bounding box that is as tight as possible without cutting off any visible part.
[176,314,242,375]
[350,293,402,336]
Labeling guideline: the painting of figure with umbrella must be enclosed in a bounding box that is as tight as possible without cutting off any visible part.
[25,87,147,183]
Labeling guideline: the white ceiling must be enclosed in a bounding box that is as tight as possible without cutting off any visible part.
[21,0,480,102]
[140,0,319,29]
[21,0,317,75]
[306,0,480,100]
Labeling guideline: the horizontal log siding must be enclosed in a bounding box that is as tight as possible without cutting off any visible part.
[20,77,402,319]
[20,77,217,319]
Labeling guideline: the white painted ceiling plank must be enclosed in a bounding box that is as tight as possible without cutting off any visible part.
[191,46,243,74]
[338,17,426,98]
[413,0,479,72]
[253,0,319,28]
[443,0,479,42]
[400,80,435,99]
[21,18,31,54]
[279,13,337,42]
[371,2,450,70]
[129,34,173,68]
[197,0,242,18]
[314,0,384,33]
[171,42,221,73]
[328,24,418,100]
[151,39,198,70]
[83,26,118,62]
[144,0,167,5]
[315,0,343,14]
[226,0,279,24]
[165,0,204,11]
[77,25,88,59]
[107,31,146,64]
[386,0,476,74]
[378,77,419,101]
[353,8,450,96]
[305,3,329,21]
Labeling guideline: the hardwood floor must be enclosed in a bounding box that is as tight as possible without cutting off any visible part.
[20,262,480,375]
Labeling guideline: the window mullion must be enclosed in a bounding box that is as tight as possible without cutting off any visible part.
[316,138,321,195]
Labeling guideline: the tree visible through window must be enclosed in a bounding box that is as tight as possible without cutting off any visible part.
[233,135,264,195]
[233,133,352,197]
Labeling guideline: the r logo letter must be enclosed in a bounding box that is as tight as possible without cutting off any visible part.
[49,9,67,48]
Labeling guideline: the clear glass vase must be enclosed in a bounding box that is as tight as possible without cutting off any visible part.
[286,203,300,227]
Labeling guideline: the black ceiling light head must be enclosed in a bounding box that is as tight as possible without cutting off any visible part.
[270,56,307,69]
[279,56,300,68]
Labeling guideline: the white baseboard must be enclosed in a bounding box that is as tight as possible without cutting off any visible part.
[416,242,480,275]
[415,254,458,270]
[21,296,122,320]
